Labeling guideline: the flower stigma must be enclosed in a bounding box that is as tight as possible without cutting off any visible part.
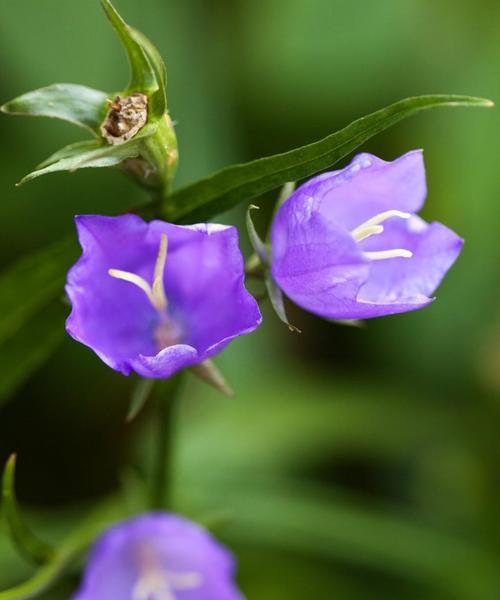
[109,234,169,313]
[351,210,413,261]
[133,543,202,600]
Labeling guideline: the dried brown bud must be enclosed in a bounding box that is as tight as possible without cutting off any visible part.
[101,93,148,145]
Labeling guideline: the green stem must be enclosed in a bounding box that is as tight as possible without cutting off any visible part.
[150,374,183,510]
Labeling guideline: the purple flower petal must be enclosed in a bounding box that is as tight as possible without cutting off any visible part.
[358,216,463,307]
[270,151,462,320]
[72,513,243,600]
[298,150,426,231]
[66,215,261,378]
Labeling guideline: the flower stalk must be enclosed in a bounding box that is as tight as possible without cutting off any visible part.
[150,375,183,510]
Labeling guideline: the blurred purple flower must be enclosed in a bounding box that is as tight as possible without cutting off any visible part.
[73,513,243,600]
[66,214,261,378]
[270,150,463,319]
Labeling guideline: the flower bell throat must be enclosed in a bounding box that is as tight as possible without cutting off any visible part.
[108,234,179,349]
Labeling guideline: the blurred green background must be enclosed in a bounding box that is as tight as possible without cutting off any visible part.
[1,0,500,598]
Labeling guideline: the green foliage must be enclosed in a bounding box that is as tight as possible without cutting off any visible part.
[100,0,157,94]
[2,456,54,565]
[18,139,142,186]
[0,1,497,598]
[0,85,108,134]
[0,496,131,600]
[165,95,492,223]
[0,239,74,405]
[2,0,173,191]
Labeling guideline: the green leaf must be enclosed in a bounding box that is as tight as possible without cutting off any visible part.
[265,274,301,333]
[0,84,108,134]
[165,95,493,223]
[205,481,500,600]
[101,0,156,93]
[0,497,130,600]
[1,456,55,565]
[0,238,75,346]
[36,140,104,169]
[18,140,141,185]
[0,304,66,407]
[0,239,75,406]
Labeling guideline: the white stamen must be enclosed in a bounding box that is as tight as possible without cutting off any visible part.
[108,269,157,306]
[364,249,413,260]
[167,572,203,589]
[351,210,411,242]
[108,234,169,312]
[133,572,201,600]
[352,224,384,242]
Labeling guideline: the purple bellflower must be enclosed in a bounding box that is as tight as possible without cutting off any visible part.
[66,214,261,379]
[270,150,463,319]
[72,513,243,600]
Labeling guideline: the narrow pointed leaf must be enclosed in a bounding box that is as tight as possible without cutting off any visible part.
[101,0,156,93]
[18,141,141,185]
[0,239,76,406]
[2,455,55,565]
[0,304,66,407]
[202,482,500,599]
[0,497,129,600]
[36,139,104,169]
[0,238,75,346]
[166,95,493,223]
[265,274,301,333]
[246,205,268,265]
[1,84,108,134]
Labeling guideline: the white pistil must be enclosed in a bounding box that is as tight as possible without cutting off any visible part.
[350,209,413,261]
[108,234,168,312]
[152,233,168,310]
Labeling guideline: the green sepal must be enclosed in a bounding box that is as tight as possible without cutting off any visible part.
[2,455,55,565]
[127,378,155,422]
[129,26,168,119]
[265,273,301,333]
[329,318,365,328]
[246,205,269,266]
[0,84,108,134]
[165,95,493,223]
[101,0,157,94]
[275,181,296,212]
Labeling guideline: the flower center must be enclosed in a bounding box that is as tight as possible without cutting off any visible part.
[108,234,169,313]
[351,209,413,261]
[133,544,202,600]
